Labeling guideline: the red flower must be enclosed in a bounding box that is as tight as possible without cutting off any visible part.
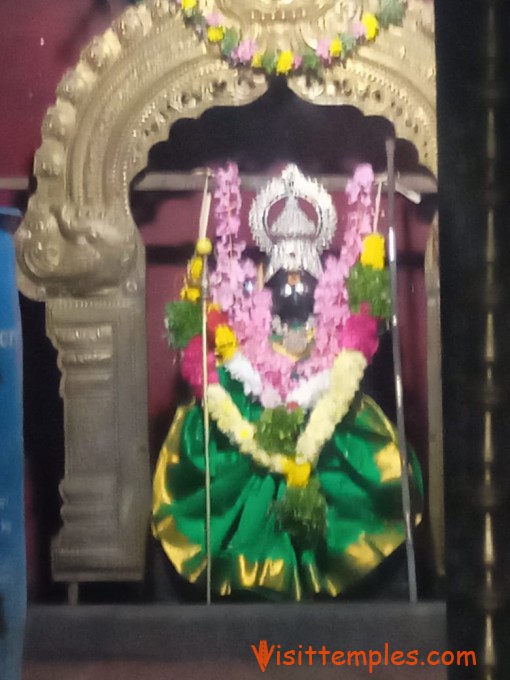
[181,335,219,399]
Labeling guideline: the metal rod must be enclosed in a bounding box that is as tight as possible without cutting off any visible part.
[386,137,418,604]
[0,172,436,199]
[201,261,212,605]
[198,172,213,605]
[134,171,436,200]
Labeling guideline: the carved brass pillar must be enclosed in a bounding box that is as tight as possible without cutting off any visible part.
[47,287,149,581]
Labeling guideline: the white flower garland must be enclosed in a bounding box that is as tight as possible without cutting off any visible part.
[223,352,263,398]
[223,352,332,411]
[207,349,367,473]
[286,370,332,411]
[295,350,366,464]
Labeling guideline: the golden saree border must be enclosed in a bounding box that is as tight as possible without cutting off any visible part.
[153,403,193,508]
[153,402,206,580]
[375,443,402,483]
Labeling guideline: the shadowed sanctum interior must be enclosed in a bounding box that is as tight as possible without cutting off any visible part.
[22,78,438,605]
[147,77,433,175]
[127,78,439,603]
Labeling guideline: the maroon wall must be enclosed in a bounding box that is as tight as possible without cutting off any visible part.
[0,0,123,599]
[0,0,115,183]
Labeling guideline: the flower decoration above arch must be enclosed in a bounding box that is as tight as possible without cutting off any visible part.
[155,0,407,76]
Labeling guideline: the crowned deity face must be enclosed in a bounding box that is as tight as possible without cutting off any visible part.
[268,269,317,326]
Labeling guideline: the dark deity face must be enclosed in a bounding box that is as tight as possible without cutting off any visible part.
[268,270,317,326]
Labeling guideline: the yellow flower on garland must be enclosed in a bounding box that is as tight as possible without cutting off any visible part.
[361,12,379,41]
[329,37,343,58]
[282,459,312,488]
[276,51,294,75]
[251,52,263,69]
[215,324,238,361]
[181,0,197,11]
[180,286,201,303]
[189,256,203,282]
[239,426,253,441]
[207,26,224,43]
[360,233,385,270]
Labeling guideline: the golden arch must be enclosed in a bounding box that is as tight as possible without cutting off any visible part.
[16,0,435,299]
[15,0,438,581]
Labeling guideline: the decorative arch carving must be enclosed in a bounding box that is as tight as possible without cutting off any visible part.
[15,0,437,582]
[16,0,435,300]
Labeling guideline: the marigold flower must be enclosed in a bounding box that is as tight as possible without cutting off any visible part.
[360,233,385,270]
[282,459,312,488]
[189,257,203,282]
[361,12,379,41]
[215,324,238,361]
[251,52,263,69]
[207,26,225,43]
[180,286,201,303]
[329,37,343,58]
[276,50,294,75]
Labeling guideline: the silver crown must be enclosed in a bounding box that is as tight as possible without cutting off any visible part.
[249,165,337,281]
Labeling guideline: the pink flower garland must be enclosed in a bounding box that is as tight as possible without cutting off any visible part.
[302,164,375,376]
[210,163,379,405]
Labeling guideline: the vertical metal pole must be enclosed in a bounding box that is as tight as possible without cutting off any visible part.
[385,138,418,604]
[198,172,212,605]
[201,261,212,605]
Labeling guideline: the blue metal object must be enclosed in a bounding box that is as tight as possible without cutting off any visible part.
[0,208,25,680]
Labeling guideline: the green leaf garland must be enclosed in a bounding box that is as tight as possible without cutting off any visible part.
[165,301,202,349]
[347,263,391,320]
[377,0,406,29]
[273,477,327,548]
[255,406,305,456]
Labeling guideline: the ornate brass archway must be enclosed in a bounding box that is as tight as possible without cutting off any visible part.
[15,0,438,582]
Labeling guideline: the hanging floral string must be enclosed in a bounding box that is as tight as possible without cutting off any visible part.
[164,0,407,77]
[208,164,383,405]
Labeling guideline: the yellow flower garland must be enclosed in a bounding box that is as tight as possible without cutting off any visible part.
[206,349,367,483]
[175,1,403,77]
[180,286,201,303]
